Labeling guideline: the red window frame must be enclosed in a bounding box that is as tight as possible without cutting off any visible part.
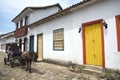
[116,15,120,51]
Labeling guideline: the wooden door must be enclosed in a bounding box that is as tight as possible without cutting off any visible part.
[29,36,34,51]
[83,19,105,67]
[37,34,43,61]
[24,38,27,51]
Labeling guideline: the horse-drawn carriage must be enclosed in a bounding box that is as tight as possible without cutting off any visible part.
[4,43,23,67]
[4,54,22,67]
[4,43,37,73]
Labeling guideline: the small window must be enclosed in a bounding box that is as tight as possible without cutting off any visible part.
[16,23,19,29]
[53,28,64,50]
[20,19,23,27]
[25,16,28,26]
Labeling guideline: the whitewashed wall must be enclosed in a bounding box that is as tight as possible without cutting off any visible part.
[14,6,61,29]
[70,0,120,69]
[28,0,120,70]
[0,39,5,52]
[16,35,29,52]
[29,6,61,24]
[0,36,15,52]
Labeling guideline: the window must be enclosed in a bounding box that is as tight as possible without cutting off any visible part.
[53,28,64,50]
[25,16,28,26]
[20,19,23,27]
[16,23,19,29]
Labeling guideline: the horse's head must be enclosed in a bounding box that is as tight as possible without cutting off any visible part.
[22,51,37,61]
[28,51,34,58]
[29,51,38,61]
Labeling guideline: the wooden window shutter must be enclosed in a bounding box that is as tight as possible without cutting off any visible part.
[53,28,64,50]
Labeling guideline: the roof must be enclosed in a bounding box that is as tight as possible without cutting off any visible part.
[28,0,102,28]
[0,31,14,39]
[12,3,62,22]
[29,3,62,10]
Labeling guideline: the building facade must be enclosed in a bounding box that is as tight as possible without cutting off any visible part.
[12,3,62,52]
[27,0,120,70]
[0,32,15,52]
[0,0,119,70]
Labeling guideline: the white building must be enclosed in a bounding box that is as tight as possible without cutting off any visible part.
[12,3,62,52]
[27,0,120,70]
[0,31,15,52]
[5,0,120,70]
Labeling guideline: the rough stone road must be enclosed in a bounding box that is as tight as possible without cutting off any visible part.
[0,52,104,80]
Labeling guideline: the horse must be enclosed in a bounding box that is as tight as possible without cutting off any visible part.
[21,51,36,73]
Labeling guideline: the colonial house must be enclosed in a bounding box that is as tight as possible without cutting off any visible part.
[12,3,62,52]
[8,0,120,70]
[26,0,120,70]
[0,31,15,52]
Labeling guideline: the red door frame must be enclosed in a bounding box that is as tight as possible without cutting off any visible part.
[82,19,105,68]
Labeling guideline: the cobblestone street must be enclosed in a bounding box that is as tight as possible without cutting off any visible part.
[0,52,104,80]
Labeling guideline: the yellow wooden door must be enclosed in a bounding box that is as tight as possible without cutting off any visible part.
[85,23,103,66]
[37,34,43,61]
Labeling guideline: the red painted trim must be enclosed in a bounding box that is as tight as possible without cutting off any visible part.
[82,19,105,67]
[115,15,120,51]
[82,19,103,27]
[100,21,105,68]
[82,25,86,64]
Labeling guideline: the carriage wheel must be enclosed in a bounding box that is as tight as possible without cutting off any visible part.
[10,59,14,68]
[4,57,7,65]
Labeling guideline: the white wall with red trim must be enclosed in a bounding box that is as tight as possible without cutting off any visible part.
[28,0,120,70]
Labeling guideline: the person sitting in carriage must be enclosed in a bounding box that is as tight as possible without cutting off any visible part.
[11,45,22,57]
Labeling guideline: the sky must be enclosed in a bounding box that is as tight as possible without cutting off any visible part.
[0,0,82,34]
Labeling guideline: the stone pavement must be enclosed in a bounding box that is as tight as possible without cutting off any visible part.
[0,52,105,80]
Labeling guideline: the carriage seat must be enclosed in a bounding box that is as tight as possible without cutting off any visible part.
[11,50,22,57]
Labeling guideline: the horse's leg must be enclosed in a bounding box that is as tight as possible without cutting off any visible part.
[29,61,32,73]
[25,61,29,71]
